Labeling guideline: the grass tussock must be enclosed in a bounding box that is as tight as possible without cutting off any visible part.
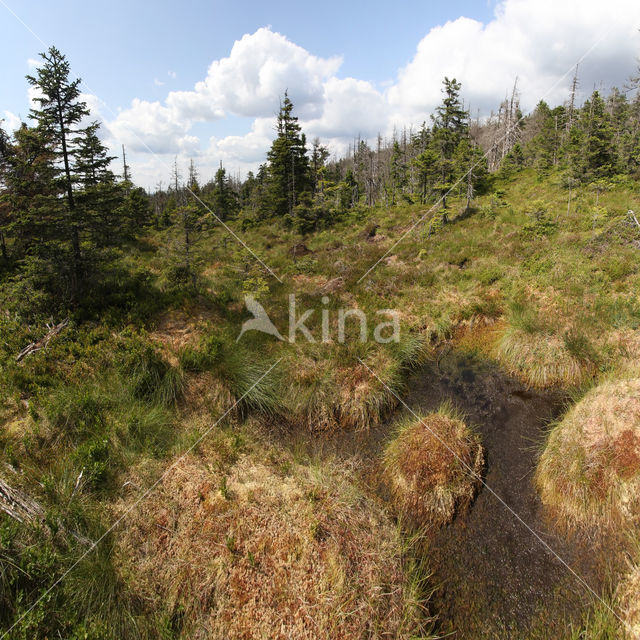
[537,377,640,531]
[383,403,484,528]
[115,446,431,639]
[284,334,430,432]
[495,326,595,388]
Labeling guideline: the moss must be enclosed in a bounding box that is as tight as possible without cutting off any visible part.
[383,404,483,528]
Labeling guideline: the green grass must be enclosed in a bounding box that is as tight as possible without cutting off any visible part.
[1,166,639,636]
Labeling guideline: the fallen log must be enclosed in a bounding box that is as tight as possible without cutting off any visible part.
[16,318,69,363]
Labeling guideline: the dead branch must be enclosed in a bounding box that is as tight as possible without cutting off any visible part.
[0,475,93,546]
[0,477,45,524]
[16,318,69,363]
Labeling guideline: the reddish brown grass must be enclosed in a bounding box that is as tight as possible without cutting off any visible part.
[115,448,426,638]
[383,410,483,528]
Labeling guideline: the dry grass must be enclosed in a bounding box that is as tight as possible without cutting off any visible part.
[383,405,484,528]
[115,443,428,639]
[606,329,640,377]
[537,378,640,531]
[150,310,203,366]
[178,371,234,418]
[284,350,406,432]
[619,562,640,639]
[334,359,398,431]
[495,327,594,388]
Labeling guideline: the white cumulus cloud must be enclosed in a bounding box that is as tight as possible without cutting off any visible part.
[100,1,640,188]
[388,0,640,125]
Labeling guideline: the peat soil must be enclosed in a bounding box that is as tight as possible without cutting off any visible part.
[400,350,605,638]
[325,349,607,638]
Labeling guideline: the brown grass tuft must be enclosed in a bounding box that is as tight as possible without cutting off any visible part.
[537,378,640,531]
[494,326,594,388]
[383,407,484,528]
[149,310,203,366]
[285,354,401,432]
[115,448,427,638]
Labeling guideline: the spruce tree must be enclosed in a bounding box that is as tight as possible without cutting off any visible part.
[582,91,615,180]
[431,77,469,208]
[22,47,127,304]
[389,140,407,204]
[0,122,11,261]
[0,124,60,262]
[265,92,309,216]
[211,163,237,221]
[27,46,89,296]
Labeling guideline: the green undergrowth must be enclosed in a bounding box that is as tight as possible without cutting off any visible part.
[1,168,639,636]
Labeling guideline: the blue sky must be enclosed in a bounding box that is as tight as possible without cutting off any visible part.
[2,0,639,187]
[2,0,494,118]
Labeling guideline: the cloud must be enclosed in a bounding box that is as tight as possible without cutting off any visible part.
[105,27,341,157]
[209,117,275,165]
[154,78,165,87]
[2,110,21,131]
[101,2,640,188]
[193,27,341,119]
[302,77,387,139]
[388,0,640,124]
[105,98,195,154]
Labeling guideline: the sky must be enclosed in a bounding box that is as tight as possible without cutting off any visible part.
[2,0,640,188]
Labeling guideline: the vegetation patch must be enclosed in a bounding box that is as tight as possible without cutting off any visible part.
[619,562,640,639]
[537,377,640,531]
[116,446,431,639]
[383,404,484,528]
[495,326,595,387]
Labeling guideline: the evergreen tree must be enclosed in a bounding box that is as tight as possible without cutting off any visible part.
[562,90,615,183]
[27,46,89,296]
[431,77,469,208]
[310,138,330,195]
[389,140,407,204]
[582,90,615,180]
[413,145,439,204]
[1,124,60,259]
[524,101,564,171]
[25,46,127,300]
[265,92,309,216]
[211,162,237,221]
[0,122,11,261]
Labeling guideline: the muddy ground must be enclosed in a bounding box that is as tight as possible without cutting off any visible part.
[404,351,607,638]
[323,350,608,638]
